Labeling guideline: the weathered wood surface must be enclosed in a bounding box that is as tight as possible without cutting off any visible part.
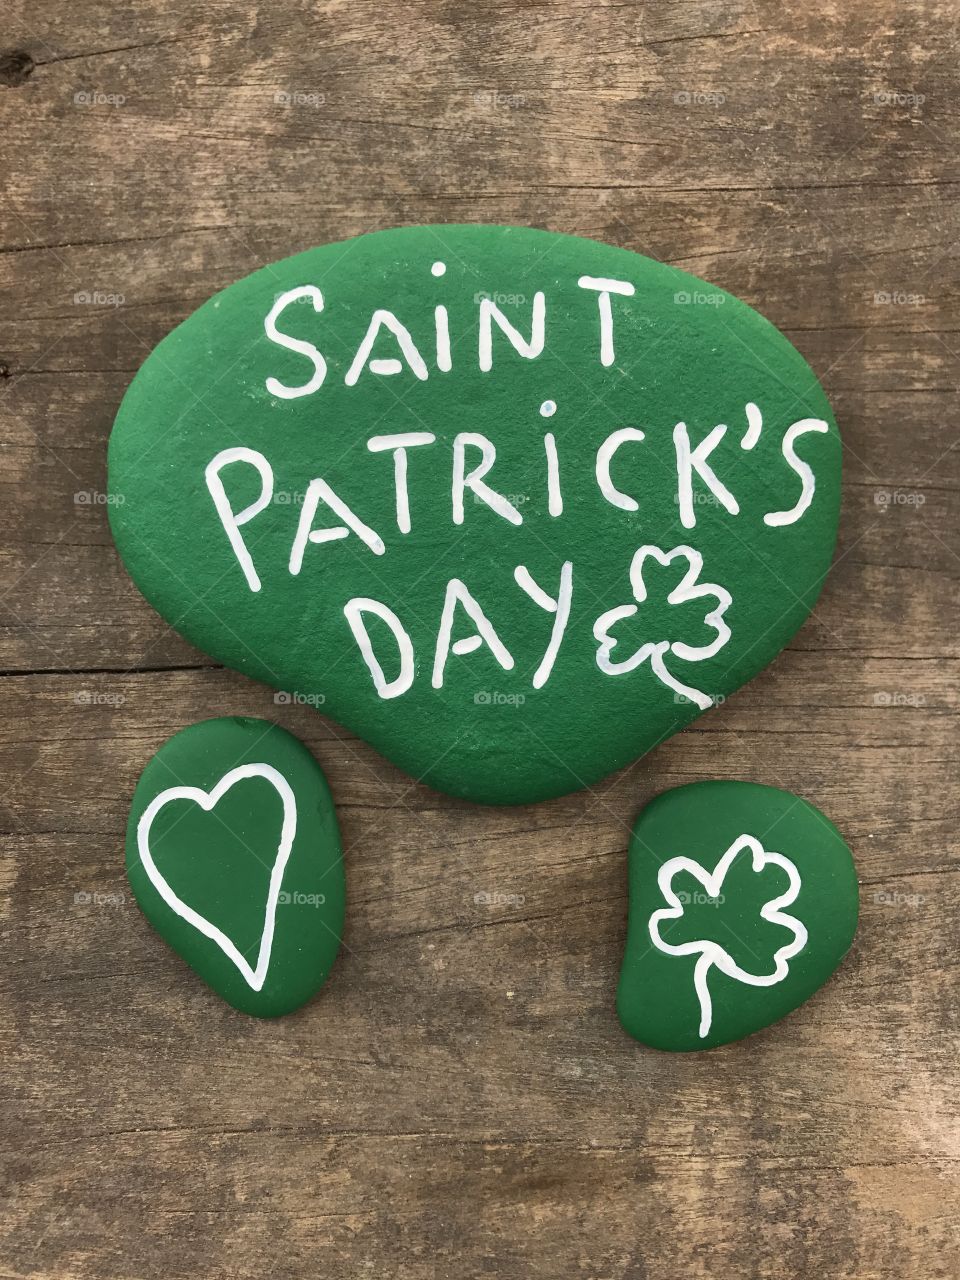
[1,1,958,1277]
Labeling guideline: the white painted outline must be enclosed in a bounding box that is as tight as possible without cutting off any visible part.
[514,561,573,689]
[136,763,297,992]
[741,401,762,450]
[764,418,829,526]
[264,286,326,400]
[544,432,563,517]
[596,427,646,512]
[289,476,386,574]
[367,431,436,534]
[478,291,546,371]
[577,275,635,366]
[205,447,274,593]
[452,432,523,526]
[344,597,415,698]
[648,834,808,1038]
[345,309,429,386]
[593,545,732,710]
[673,421,740,529]
[432,578,514,688]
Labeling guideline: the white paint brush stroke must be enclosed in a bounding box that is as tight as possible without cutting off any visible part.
[648,833,807,1038]
[136,763,297,992]
[593,544,732,710]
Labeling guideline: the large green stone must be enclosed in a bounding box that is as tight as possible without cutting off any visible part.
[109,226,841,804]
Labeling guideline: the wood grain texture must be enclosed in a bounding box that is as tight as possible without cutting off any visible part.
[1,1,958,1276]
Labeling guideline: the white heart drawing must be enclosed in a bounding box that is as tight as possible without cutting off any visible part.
[136,763,297,991]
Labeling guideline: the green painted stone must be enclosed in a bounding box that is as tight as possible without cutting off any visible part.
[125,717,345,1017]
[108,225,841,804]
[618,781,859,1051]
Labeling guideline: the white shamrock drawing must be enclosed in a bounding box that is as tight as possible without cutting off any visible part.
[648,834,807,1038]
[592,544,732,710]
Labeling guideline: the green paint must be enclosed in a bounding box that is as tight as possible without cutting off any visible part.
[126,717,345,1017]
[617,781,859,1051]
[108,226,841,804]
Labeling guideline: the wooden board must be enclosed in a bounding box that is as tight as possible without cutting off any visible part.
[1,1,958,1276]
